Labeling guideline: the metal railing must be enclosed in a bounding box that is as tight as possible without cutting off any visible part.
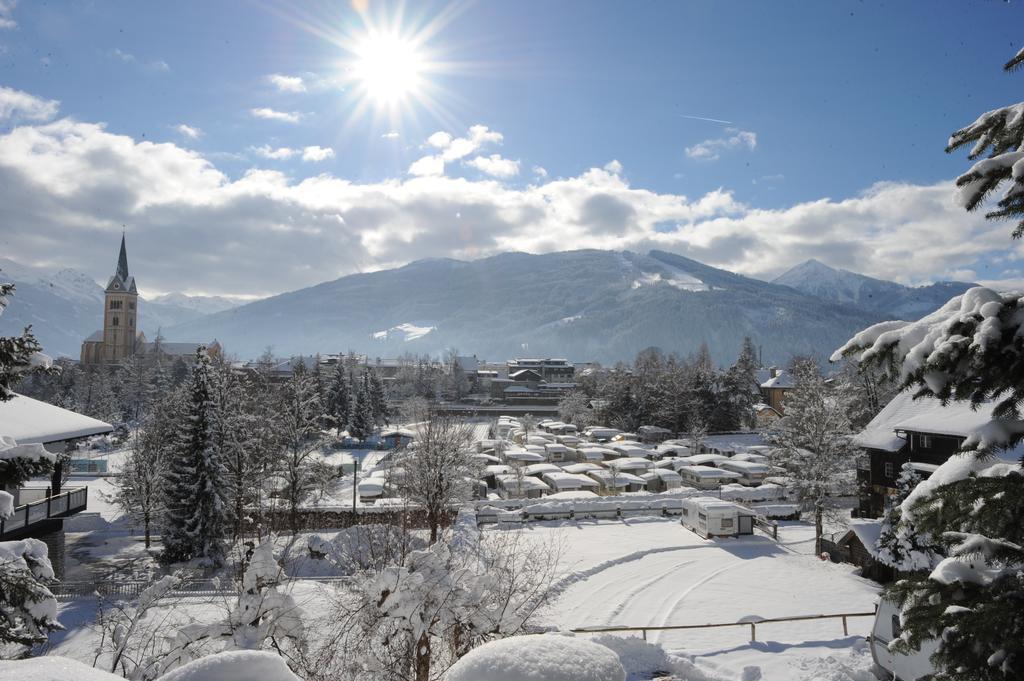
[572,609,877,642]
[50,575,353,601]
[0,487,88,538]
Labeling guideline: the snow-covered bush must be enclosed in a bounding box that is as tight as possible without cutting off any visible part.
[0,538,61,656]
[305,524,427,576]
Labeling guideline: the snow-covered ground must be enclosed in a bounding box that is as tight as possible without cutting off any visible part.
[496,517,880,680]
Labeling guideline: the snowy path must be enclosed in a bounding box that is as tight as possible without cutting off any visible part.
[498,518,881,680]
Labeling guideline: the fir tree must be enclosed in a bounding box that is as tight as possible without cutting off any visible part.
[325,359,351,436]
[368,368,388,427]
[349,372,373,442]
[276,365,324,534]
[832,44,1024,681]
[875,463,939,572]
[161,348,228,567]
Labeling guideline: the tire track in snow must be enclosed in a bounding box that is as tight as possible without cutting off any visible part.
[548,544,697,602]
[572,558,698,627]
[648,559,745,645]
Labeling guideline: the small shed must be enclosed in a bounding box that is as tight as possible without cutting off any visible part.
[380,428,415,449]
[822,520,895,583]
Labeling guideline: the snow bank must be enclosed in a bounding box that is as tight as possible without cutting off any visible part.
[157,651,300,681]
[446,634,625,681]
[0,656,122,681]
[0,489,13,519]
[590,634,727,681]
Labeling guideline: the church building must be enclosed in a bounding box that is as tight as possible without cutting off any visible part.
[80,236,218,365]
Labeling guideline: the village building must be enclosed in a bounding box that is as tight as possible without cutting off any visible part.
[853,390,1022,518]
[80,235,217,365]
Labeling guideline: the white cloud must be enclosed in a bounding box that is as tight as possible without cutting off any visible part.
[252,145,297,160]
[532,166,548,178]
[381,131,400,139]
[175,124,202,140]
[302,145,335,162]
[410,124,506,177]
[250,108,302,124]
[467,154,520,178]
[408,155,444,177]
[0,95,1014,298]
[604,160,623,174]
[268,74,306,92]
[685,128,757,161]
[0,86,59,122]
[111,48,170,72]
[0,0,17,29]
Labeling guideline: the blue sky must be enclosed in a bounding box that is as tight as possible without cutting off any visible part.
[0,0,1022,297]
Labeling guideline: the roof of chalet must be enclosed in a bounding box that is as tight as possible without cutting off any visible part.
[0,393,113,444]
[761,371,795,389]
[855,391,1007,453]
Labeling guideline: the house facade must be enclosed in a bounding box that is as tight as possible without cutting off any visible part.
[854,391,1008,518]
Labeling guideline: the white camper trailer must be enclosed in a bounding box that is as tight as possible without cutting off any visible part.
[676,465,741,490]
[869,598,938,681]
[680,497,755,538]
[718,460,770,486]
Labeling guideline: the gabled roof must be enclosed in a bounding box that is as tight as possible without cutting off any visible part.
[855,391,1006,452]
[0,393,113,444]
[761,371,795,389]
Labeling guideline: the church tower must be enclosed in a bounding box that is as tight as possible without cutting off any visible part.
[100,234,140,362]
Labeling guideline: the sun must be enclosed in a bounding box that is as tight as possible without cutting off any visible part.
[351,32,425,106]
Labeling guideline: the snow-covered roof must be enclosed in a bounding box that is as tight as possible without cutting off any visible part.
[607,456,653,470]
[586,469,645,485]
[505,451,545,462]
[524,463,561,476]
[677,465,740,479]
[484,465,512,475]
[357,479,385,496]
[0,393,113,444]
[496,475,549,491]
[542,471,599,489]
[446,633,625,681]
[719,460,770,474]
[908,461,939,474]
[845,521,883,557]
[761,371,795,389]
[684,453,728,466]
[640,469,682,482]
[856,391,1008,452]
[563,462,601,474]
[380,428,415,438]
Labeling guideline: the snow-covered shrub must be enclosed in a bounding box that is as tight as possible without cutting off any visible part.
[305,524,428,576]
[0,538,61,656]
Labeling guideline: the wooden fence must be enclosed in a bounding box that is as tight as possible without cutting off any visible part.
[572,609,877,642]
[50,575,352,601]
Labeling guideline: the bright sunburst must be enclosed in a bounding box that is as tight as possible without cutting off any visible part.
[351,31,425,106]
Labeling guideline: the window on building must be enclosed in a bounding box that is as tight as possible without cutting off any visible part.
[110,300,122,310]
[721,517,734,528]
[919,434,933,449]
[129,318,134,327]
[884,462,894,478]
[129,301,135,310]
[111,316,119,326]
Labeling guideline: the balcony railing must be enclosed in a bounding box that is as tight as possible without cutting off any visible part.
[0,487,88,539]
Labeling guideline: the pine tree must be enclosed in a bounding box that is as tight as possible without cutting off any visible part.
[325,360,351,435]
[368,368,388,427]
[349,372,373,442]
[832,44,1024,681]
[768,359,859,555]
[161,348,228,567]
[875,463,938,572]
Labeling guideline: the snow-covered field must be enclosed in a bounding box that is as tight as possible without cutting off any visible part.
[497,517,880,680]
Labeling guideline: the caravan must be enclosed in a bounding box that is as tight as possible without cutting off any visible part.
[680,497,755,538]
[869,598,938,681]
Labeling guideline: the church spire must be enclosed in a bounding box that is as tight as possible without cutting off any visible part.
[116,232,129,281]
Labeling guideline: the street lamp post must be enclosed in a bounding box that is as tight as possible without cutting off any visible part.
[352,457,360,515]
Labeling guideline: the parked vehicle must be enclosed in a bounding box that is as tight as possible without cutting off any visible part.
[869,598,938,681]
[680,496,755,538]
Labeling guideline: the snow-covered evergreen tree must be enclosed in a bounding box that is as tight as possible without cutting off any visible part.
[349,372,373,442]
[161,348,228,567]
[832,44,1024,681]
[875,463,939,572]
[368,368,388,427]
[768,359,859,555]
[0,538,62,656]
[325,360,350,436]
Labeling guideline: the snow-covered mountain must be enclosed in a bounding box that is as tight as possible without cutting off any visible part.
[166,249,886,364]
[0,259,245,358]
[772,259,975,319]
